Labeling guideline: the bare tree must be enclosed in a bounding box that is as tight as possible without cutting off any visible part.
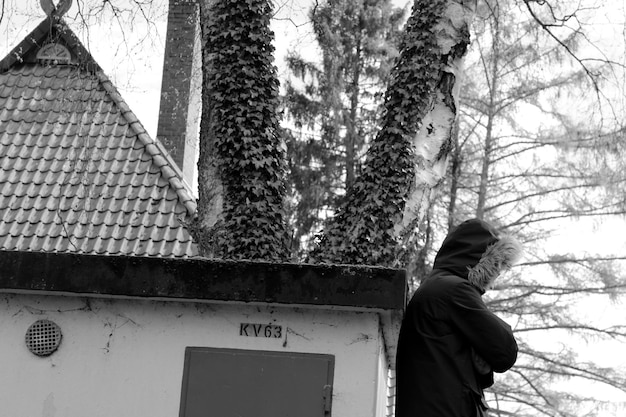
[433,0,626,414]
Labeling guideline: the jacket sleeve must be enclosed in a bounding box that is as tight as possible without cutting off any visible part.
[448,280,518,373]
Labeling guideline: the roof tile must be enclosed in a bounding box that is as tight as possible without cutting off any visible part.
[0,62,198,258]
[0,16,199,259]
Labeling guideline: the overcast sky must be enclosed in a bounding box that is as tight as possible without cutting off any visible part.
[0,0,324,137]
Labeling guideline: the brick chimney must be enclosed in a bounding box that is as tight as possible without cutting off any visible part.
[157,0,201,195]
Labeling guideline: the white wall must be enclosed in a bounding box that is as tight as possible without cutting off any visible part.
[0,292,387,417]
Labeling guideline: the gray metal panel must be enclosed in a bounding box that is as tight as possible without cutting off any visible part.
[179,347,335,417]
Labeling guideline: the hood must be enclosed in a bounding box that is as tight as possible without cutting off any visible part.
[432,219,523,293]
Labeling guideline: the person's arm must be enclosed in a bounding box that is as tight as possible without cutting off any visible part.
[449,280,518,373]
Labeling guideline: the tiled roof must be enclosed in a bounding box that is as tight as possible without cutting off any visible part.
[0,15,199,257]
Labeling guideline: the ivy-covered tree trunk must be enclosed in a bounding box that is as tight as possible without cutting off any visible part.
[190,0,289,261]
[311,0,476,266]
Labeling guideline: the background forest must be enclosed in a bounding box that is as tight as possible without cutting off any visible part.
[279,0,626,415]
[2,0,626,416]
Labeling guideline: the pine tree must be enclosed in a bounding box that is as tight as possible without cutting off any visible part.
[282,0,406,257]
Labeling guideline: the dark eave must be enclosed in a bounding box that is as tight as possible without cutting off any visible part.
[0,250,407,311]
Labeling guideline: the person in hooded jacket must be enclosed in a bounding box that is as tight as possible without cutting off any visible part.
[395,218,522,417]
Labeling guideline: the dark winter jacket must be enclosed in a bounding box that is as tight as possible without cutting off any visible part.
[395,219,521,417]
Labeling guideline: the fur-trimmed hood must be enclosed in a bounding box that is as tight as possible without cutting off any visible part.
[432,219,523,293]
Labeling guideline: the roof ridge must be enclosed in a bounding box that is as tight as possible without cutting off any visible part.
[0,15,102,74]
[96,71,197,217]
[0,14,199,258]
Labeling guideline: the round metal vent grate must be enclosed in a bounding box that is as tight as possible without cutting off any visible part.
[25,319,62,357]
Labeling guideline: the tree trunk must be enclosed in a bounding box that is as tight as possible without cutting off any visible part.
[345,19,363,189]
[475,9,500,220]
[447,117,461,232]
[190,0,289,261]
[190,0,224,255]
[312,0,477,266]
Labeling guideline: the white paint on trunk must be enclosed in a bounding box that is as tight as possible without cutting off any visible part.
[435,2,476,54]
[396,0,476,237]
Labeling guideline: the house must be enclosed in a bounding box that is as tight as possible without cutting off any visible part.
[0,1,406,416]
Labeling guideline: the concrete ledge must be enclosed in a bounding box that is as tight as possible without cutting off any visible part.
[0,250,406,311]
